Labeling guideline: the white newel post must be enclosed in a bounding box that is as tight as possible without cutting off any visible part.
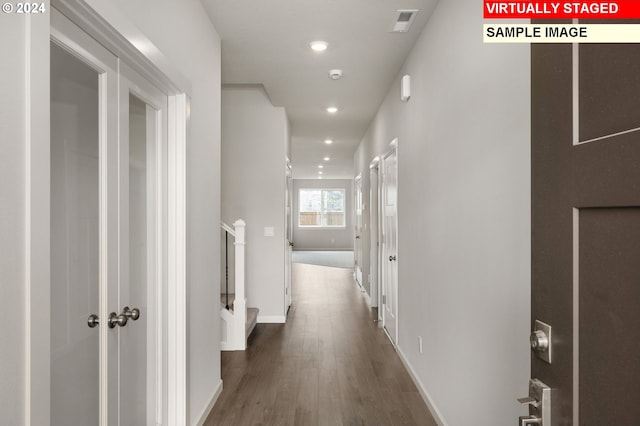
[233,219,247,350]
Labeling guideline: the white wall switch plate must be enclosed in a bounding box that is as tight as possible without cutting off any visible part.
[264,226,274,237]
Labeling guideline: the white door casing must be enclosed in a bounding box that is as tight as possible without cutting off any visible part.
[285,162,293,310]
[355,175,363,286]
[369,160,381,315]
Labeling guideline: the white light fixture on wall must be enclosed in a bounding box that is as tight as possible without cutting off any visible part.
[401,74,411,102]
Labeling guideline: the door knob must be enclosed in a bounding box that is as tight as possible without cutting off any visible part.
[122,306,140,321]
[108,312,128,328]
[519,416,541,425]
[87,314,99,328]
[389,255,396,261]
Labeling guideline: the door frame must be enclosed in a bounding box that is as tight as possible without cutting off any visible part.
[284,160,293,311]
[26,1,191,424]
[378,138,399,344]
[354,174,363,287]
[369,158,381,319]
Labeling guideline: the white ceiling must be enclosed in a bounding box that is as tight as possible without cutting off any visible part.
[201,0,438,179]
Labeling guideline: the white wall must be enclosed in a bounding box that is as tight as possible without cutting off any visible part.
[221,85,289,322]
[0,13,27,426]
[354,1,531,425]
[292,179,354,250]
[104,0,223,421]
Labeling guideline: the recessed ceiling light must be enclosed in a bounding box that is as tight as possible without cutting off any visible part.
[318,165,323,169]
[310,41,328,52]
[324,139,333,144]
[324,157,330,161]
[326,106,338,114]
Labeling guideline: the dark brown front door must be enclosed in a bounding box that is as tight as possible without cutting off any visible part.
[532,40,640,425]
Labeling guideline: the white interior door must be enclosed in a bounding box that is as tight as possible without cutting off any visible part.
[51,9,167,426]
[355,176,363,286]
[117,62,168,426]
[50,37,108,426]
[381,149,398,344]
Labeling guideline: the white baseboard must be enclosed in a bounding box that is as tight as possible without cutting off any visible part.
[193,379,223,426]
[361,288,372,306]
[292,248,353,251]
[257,315,286,323]
[396,347,448,426]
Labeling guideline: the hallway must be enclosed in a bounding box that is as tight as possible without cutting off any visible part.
[206,263,437,426]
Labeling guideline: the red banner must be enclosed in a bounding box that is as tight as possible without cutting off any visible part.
[484,1,640,19]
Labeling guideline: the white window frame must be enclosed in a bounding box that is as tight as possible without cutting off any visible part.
[298,188,346,228]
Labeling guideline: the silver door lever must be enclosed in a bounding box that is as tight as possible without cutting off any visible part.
[517,397,540,408]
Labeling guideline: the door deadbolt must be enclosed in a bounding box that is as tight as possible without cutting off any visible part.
[530,330,548,352]
[530,320,552,364]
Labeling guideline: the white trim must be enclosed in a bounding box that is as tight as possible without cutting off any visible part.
[292,248,353,251]
[167,93,189,425]
[572,41,579,145]
[54,0,190,95]
[25,11,51,426]
[192,380,223,426]
[257,315,287,324]
[396,347,448,426]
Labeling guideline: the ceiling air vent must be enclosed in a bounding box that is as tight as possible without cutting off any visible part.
[391,9,419,33]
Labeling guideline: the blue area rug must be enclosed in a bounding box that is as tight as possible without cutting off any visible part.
[292,251,354,269]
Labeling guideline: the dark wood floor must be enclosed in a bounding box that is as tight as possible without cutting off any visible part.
[205,263,437,426]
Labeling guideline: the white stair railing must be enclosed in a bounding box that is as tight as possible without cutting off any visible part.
[220,219,247,351]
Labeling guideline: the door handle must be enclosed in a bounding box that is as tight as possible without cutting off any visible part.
[518,416,541,425]
[122,306,141,321]
[108,312,128,328]
[355,236,360,239]
[517,378,550,425]
[87,314,99,328]
[389,255,396,261]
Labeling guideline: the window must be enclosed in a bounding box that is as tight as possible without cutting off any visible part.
[299,188,345,227]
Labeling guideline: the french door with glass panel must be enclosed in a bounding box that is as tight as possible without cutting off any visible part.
[50,9,167,425]
[381,147,398,344]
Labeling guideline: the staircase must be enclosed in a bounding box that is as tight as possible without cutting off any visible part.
[220,219,259,351]
[220,293,259,339]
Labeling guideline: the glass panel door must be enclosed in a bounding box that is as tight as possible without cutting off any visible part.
[50,40,101,426]
[117,64,167,426]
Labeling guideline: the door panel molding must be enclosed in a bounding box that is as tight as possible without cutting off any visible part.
[533,37,640,425]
